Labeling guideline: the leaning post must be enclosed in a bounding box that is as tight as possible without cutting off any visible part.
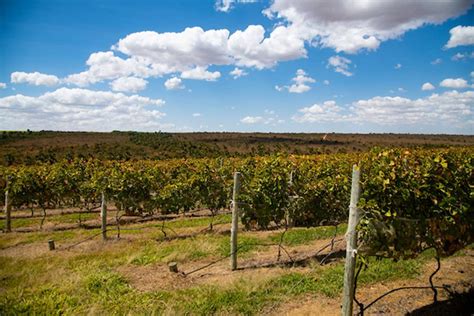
[342,165,361,316]
[230,172,242,271]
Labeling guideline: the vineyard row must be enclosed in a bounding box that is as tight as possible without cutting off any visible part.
[1,147,473,260]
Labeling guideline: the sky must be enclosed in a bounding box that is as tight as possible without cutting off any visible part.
[0,0,473,134]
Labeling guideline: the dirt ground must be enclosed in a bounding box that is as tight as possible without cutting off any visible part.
[276,250,474,315]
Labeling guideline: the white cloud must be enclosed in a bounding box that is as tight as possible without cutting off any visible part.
[395,63,402,69]
[289,69,315,93]
[114,25,305,72]
[276,69,315,93]
[439,78,470,89]
[64,51,161,87]
[398,87,406,92]
[323,80,330,85]
[0,88,167,131]
[215,0,257,12]
[293,100,346,123]
[265,0,472,54]
[421,82,435,91]
[451,52,474,61]
[293,90,474,127]
[11,71,60,86]
[351,91,473,125]
[445,25,474,48]
[164,77,185,90]
[241,116,264,124]
[0,83,6,89]
[431,58,442,65]
[192,113,202,117]
[181,66,221,81]
[227,24,306,69]
[471,71,474,78]
[240,110,283,125]
[110,77,148,93]
[327,56,353,76]
[230,67,248,79]
[63,23,308,85]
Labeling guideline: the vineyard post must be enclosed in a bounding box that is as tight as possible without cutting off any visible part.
[231,172,242,271]
[4,189,11,233]
[101,192,107,240]
[342,165,361,316]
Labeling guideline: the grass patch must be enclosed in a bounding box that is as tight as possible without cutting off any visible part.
[175,283,273,315]
[269,224,347,246]
[0,212,99,230]
[0,286,79,315]
[130,235,228,265]
[166,213,232,229]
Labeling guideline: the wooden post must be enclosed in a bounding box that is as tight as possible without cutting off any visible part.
[48,239,55,251]
[168,262,178,273]
[230,172,242,271]
[342,165,361,316]
[4,189,11,233]
[101,192,107,240]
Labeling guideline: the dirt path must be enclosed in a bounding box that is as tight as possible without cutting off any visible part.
[275,250,474,315]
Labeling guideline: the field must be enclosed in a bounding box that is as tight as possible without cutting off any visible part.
[1,131,473,165]
[1,207,473,315]
[0,132,473,315]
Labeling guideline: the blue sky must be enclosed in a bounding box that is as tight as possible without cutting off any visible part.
[0,0,473,134]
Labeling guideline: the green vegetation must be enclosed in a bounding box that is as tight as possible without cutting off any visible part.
[269,225,347,246]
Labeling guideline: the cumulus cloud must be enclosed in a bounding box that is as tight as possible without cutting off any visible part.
[112,25,305,73]
[395,63,402,69]
[445,25,474,48]
[164,77,185,90]
[323,80,330,85]
[293,90,474,127]
[180,66,221,81]
[0,83,6,89]
[275,69,315,93]
[110,77,148,93]
[289,69,315,93]
[192,113,202,117]
[421,82,435,91]
[63,51,162,87]
[264,0,473,54]
[11,71,60,86]
[0,88,167,131]
[431,58,442,65]
[439,78,470,89]
[230,67,248,79]
[293,100,346,123]
[327,56,353,76]
[215,0,257,12]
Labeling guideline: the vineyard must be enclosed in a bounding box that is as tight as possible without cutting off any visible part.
[1,146,473,315]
